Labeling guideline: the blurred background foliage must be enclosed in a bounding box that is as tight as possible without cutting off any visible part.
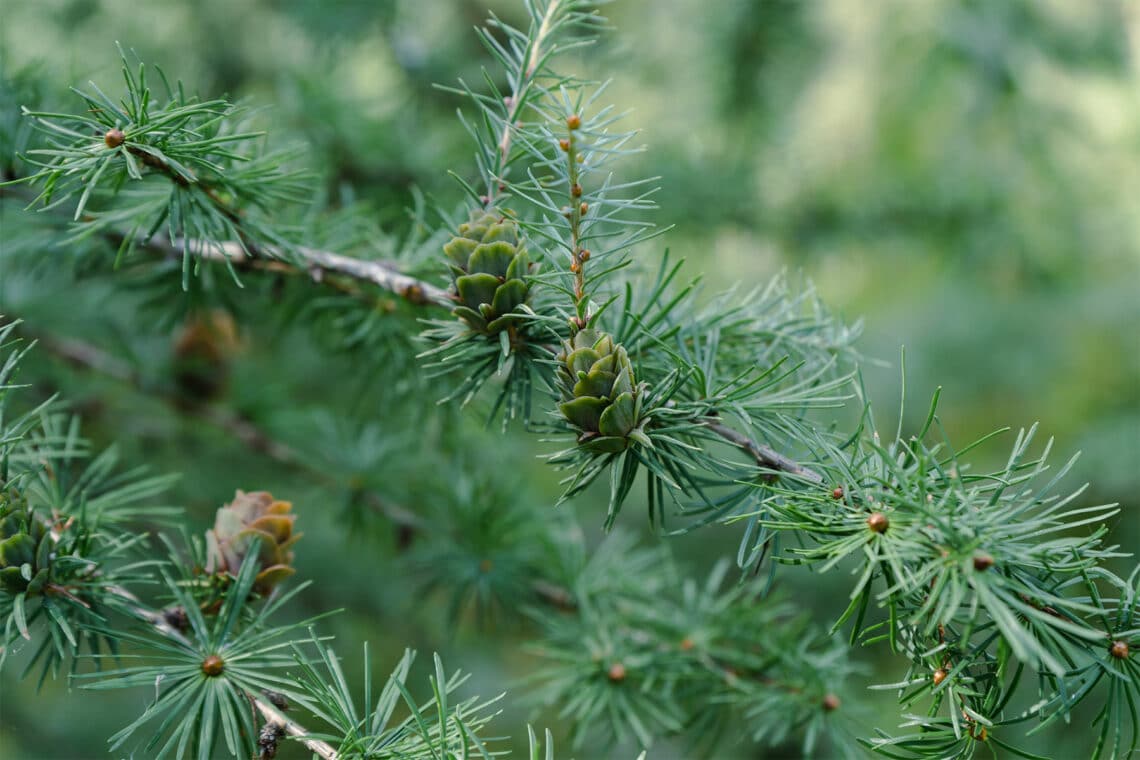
[1,0,1137,757]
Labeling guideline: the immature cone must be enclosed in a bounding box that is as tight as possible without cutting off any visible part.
[556,329,649,453]
[173,309,242,402]
[0,497,52,596]
[443,208,530,334]
[205,491,299,592]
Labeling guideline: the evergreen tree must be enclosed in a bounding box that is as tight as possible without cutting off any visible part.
[1,2,1136,758]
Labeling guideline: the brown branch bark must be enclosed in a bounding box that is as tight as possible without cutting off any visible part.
[703,419,823,485]
[119,145,452,308]
[164,236,453,307]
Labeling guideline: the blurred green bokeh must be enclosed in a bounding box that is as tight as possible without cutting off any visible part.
[1,0,1138,758]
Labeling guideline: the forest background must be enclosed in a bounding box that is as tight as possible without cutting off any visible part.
[1,0,1138,757]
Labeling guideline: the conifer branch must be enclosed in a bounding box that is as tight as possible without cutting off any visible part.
[96,142,452,307]
[144,234,452,307]
[25,327,581,611]
[251,695,339,760]
[107,587,341,759]
[485,0,573,206]
[704,419,824,484]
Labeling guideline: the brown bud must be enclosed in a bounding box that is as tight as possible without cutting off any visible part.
[866,512,889,534]
[607,662,626,682]
[559,138,570,152]
[1111,640,1130,659]
[831,486,844,500]
[579,202,589,215]
[973,553,994,572]
[932,668,947,686]
[104,128,125,148]
[566,114,581,130]
[479,558,493,573]
[571,183,583,198]
[679,637,694,651]
[201,654,225,677]
[262,690,289,710]
[822,693,841,711]
[561,206,572,218]
[569,261,580,273]
[162,606,190,632]
[579,249,590,261]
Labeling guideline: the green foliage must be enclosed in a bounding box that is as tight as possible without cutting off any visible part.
[11,46,306,285]
[0,0,1136,758]
[291,636,503,758]
[528,533,856,755]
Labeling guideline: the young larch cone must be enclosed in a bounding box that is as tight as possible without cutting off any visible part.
[0,495,52,596]
[443,208,531,334]
[205,491,300,592]
[555,329,650,453]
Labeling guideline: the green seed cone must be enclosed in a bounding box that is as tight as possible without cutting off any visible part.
[444,209,531,334]
[0,495,52,596]
[556,329,647,452]
[205,491,300,592]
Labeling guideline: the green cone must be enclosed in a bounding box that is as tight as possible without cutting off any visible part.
[555,329,648,453]
[444,209,531,334]
[205,491,300,593]
[0,495,52,596]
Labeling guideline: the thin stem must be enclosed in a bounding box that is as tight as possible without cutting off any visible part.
[159,235,451,307]
[488,0,563,204]
[111,150,453,307]
[253,697,338,760]
[703,419,823,484]
[563,120,587,310]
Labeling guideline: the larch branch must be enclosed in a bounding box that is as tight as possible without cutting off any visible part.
[703,419,823,485]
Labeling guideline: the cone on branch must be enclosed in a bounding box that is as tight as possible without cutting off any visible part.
[443,208,531,334]
[0,496,52,596]
[555,329,650,453]
[205,491,300,593]
[172,309,243,403]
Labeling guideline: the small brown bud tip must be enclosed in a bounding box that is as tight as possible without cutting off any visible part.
[561,205,572,218]
[498,182,507,191]
[579,202,589,215]
[822,694,841,712]
[973,553,994,572]
[559,138,570,152]
[831,486,844,500]
[479,558,493,573]
[571,183,583,198]
[866,512,889,533]
[679,637,694,651]
[201,654,225,677]
[162,606,190,632]
[569,261,580,273]
[566,114,581,130]
[579,249,591,262]
[1111,640,1130,659]
[104,128,125,148]
[932,668,947,686]
[607,662,626,682]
